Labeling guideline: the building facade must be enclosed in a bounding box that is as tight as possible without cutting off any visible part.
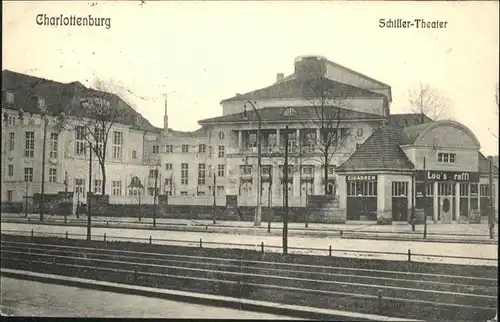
[1,55,497,223]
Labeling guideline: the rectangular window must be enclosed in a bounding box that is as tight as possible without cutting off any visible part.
[197,191,205,196]
[218,145,225,158]
[416,182,434,196]
[166,145,173,153]
[75,126,86,156]
[152,145,159,154]
[437,152,456,164]
[50,133,58,159]
[165,163,173,170]
[94,128,104,155]
[459,183,469,197]
[347,181,378,197]
[198,144,206,153]
[38,97,46,111]
[112,131,123,159]
[241,165,252,175]
[49,168,57,183]
[75,178,85,196]
[148,187,159,196]
[198,163,206,185]
[438,183,455,196]
[217,186,225,196]
[164,178,172,196]
[262,166,271,176]
[182,144,189,153]
[6,115,15,126]
[480,184,490,197]
[25,131,35,157]
[301,166,314,175]
[217,164,225,177]
[24,167,33,182]
[132,150,137,159]
[181,163,188,185]
[7,190,13,202]
[94,179,102,194]
[112,181,122,196]
[391,181,408,197]
[8,132,15,151]
[149,169,158,178]
[180,191,188,196]
[8,164,14,177]
[6,92,14,104]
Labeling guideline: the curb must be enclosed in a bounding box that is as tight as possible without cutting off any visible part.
[0,268,420,321]
[1,219,497,245]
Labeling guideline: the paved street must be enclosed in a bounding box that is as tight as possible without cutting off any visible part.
[2,213,496,236]
[0,277,294,319]
[1,222,497,266]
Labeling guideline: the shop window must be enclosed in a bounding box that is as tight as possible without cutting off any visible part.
[438,182,455,196]
[480,184,490,196]
[392,181,408,197]
[459,183,469,197]
[347,181,377,197]
[416,182,433,196]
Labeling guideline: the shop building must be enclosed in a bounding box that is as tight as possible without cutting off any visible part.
[336,120,499,224]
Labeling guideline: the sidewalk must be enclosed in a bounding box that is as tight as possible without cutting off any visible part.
[2,213,497,237]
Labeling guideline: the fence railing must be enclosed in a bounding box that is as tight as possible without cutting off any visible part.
[1,216,497,239]
[1,229,497,264]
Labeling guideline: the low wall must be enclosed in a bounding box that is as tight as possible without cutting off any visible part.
[0,202,23,214]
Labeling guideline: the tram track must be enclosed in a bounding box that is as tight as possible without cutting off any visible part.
[0,239,497,320]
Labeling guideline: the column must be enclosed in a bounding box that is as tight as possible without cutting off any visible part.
[276,129,280,147]
[316,128,320,143]
[238,130,243,150]
[296,128,301,147]
[433,182,438,223]
[455,182,460,223]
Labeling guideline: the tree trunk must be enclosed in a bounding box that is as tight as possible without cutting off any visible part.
[324,153,329,195]
[101,163,106,195]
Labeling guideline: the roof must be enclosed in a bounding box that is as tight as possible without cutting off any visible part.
[220,77,387,104]
[2,70,158,132]
[479,152,499,176]
[198,105,385,125]
[388,113,433,128]
[337,126,415,172]
[398,122,434,146]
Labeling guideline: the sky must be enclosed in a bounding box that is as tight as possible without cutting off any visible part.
[2,1,499,156]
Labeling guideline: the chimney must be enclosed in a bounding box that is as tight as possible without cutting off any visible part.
[163,95,169,135]
[276,73,284,83]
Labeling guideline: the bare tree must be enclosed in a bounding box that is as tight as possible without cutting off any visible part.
[294,78,355,195]
[58,78,127,195]
[408,82,452,123]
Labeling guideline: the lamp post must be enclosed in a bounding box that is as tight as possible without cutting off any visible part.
[423,157,428,239]
[267,167,272,233]
[243,100,262,227]
[87,142,92,241]
[39,110,48,222]
[488,156,495,239]
[153,161,159,228]
[64,171,68,224]
[283,126,289,254]
[213,168,217,224]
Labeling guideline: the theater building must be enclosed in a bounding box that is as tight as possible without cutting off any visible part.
[336,120,499,224]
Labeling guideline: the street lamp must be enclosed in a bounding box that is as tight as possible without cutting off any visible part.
[243,100,262,227]
[39,107,48,222]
